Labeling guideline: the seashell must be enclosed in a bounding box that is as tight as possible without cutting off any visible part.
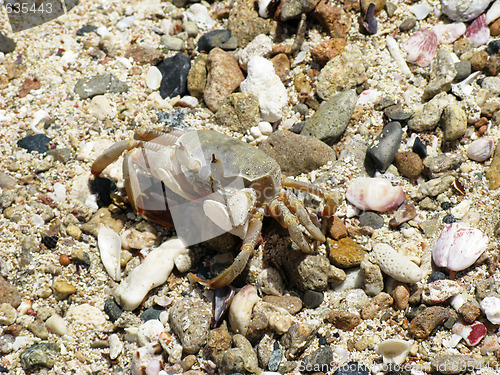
[98,227,122,281]
[346,177,405,212]
[409,3,433,20]
[452,321,487,346]
[370,243,423,283]
[362,3,377,34]
[440,0,492,22]
[467,137,494,162]
[121,229,157,251]
[377,339,411,365]
[480,335,500,355]
[480,296,500,324]
[486,0,500,24]
[432,23,466,44]
[146,66,162,90]
[465,14,490,47]
[109,334,123,360]
[45,314,67,336]
[401,28,438,67]
[137,320,165,346]
[228,285,260,335]
[432,223,488,271]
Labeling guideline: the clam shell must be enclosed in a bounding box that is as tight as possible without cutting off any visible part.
[465,14,490,47]
[346,177,405,212]
[467,138,494,162]
[432,223,488,271]
[401,28,438,67]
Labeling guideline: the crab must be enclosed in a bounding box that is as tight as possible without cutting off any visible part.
[91,128,337,288]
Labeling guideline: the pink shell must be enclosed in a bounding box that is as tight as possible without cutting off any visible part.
[433,23,466,44]
[452,321,487,346]
[401,28,438,67]
[432,223,488,271]
[345,177,405,212]
[465,14,490,47]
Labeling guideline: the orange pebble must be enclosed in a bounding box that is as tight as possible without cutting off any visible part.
[59,254,70,266]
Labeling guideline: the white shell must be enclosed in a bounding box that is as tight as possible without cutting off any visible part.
[228,285,260,335]
[409,3,433,20]
[481,296,500,324]
[346,177,405,212]
[467,138,494,162]
[98,227,122,281]
[146,66,162,90]
[370,243,423,283]
[45,314,67,336]
[432,223,488,271]
[432,23,466,44]
[377,339,411,365]
[401,29,438,67]
[440,0,492,22]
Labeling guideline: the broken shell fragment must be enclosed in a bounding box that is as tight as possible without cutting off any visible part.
[228,285,260,335]
[401,28,438,67]
[432,223,488,272]
[346,177,405,212]
[465,14,490,47]
[467,138,494,162]
[432,23,466,44]
[480,296,500,324]
[452,321,487,346]
[377,339,411,365]
[98,227,122,281]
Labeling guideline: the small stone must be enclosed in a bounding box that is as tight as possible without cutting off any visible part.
[394,151,424,179]
[333,361,370,375]
[160,35,184,51]
[198,30,231,52]
[358,212,384,229]
[45,314,67,336]
[428,271,446,283]
[454,61,472,82]
[422,48,457,101]
[486,142,500,190]
[217,334,260,374]
[206,325,232,362]
[28,320,49,339]
[214,93,259,133]
[169,298,211,354]
[0,276,21,308]
[124,45,162,65]
[327,237,367,268]
[360,292,393,319]
[389,201,418,227]
[0,32,16,54]
[415,175,455,199]
[270,53,290,81]
[278,0,320,20]
[228,0,275,48]
[360,260,384,296]
[281,321,317,359]
[0,172,16,189]
[17,134,52,154]
[384,104,413,121]
[440,103,467,141]
[66,225,82,240]
[76,25,97,36]
[458,302,481,323]
[104,298,123,322]
[301,90,357,145]
[329,217,348,240]
[74,74,128,100]
[469,50,489,71]
[391,284,410,310]
[365,121,403,175]
[408,306,449,339]
[408,92,452,132]
[400,17,417,32]
[311,38,347,66]
[81,207,124,238]
[256,267,284,296]
[312,0,352,38]
[326,310,361,331]
[422,280,463,304]
[302,290,324,309]
[140,306,164,322]
[66,303,107,331]
[259,130,336,176]
[204,48,244,112]
[262,295,302,315]
[157,53,191,99]
[301,345,333,373]
[20,343,60,369]
[0,303,17,326]
[491,18,500,36]
[187,54,207,99]
[52,278,77,299]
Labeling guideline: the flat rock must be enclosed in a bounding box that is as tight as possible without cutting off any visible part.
[259,130,335,176]
[408,306,449,339]
[301,90,357,145]
[17,134,52,154]
[157,53,191,99]
[0,276,21,308]
[124,45,162,65]
[214,93,259,132]
[311,38,347,66]
[408,92,451,132]
[74,74,128,100]
[327,237,367,268]
[20,342,60,369]
[440,103,467,141]
[198,30,231,52]
[262,295,303,314]
[0,32,16,54]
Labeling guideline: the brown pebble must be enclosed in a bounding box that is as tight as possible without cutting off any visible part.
[360,292,393,320]
[394,151,424,179]
[391,284,410,310]
[312,0,352,39]
[262,295,303,315]
[458,302,481,324]
[478,125,488,135]
[205,325,232,362]
[3,324,22,336]
[325,310,361,331]
[59,254,70,266]
[486,54,500,76]
[360,0,386,14]
[474,117,489,129]
[491,18,500,36]
[408,306,449,339]
[329,216,348,240]
[310,38,347,66]
[182,354,197,371]
[18,77,41,98]
[271,53,290,82]
[124,45,163,65]
[272,45,293,55]
[469,50,489,71]
[327,237,366,268]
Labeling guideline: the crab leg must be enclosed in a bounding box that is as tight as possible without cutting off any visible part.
[91,140,139,176]
[282,191,326,242]
[281,177,338,217]
[190,212,264,288]
[268,198,313,254]
[134,128,184,145]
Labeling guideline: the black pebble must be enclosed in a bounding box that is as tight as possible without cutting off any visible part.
[140,305,165,321]
[359,211,385,229]
[443,214,456,224]
[428,271,446,283]
[76,25,97,36]
[197,30,231,52]
[0,32,16,54]
[333,361,370,375]
[302,290,324,309]
[157,53,191,99]
[440,202,452,210]
[90,177,116,207]
[104,298,123,322]
[17,134,52,154]
[41,236,58,249]
[289,121,306,134]
[486,40,500,55]
[0,366,8,373]
[412,137,427,159]
[365,121,402,175]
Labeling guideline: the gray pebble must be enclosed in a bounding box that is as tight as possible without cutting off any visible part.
[0,334,14,354]
[408,92,451,132]
[279,0,321,20]
[217,334,260,375]
[399,17,417,32]
[384,104,412,121]
[422,48,457,101]
[358,211,385,229]
[20,342,60,369]
[301,345,333,373]
[454,61,471,83]
[157,109,189,129]
[140,306,164,322]
[0,190,15,208]
[0,32,16,54]
[293,102,309,116]
[301,90,357,145]
[360,260,384,296]
[104,298,123,322]
[74,74,128,100]
[365,121,402,174]
[160,35,184,51]
[0,172,16,189]
[423,153,463,178]
[219,35,239,50]
[214,93,259,133]
[385,2,397,17]
[302,290,324,309]
[268,343,283,371]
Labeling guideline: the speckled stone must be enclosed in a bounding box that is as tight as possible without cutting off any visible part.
[279,0,320,20]
[486,142,500,190]
[228,0,275,48]
[187,53,207,99]
[326,310,361,331]
[360,292,393,319]
[440,103,467,141]
[408,306,449,339]
[329,216,348,240]
[262,295,303,315]
[301,345,333,373]
[400,17,417,32]
[214,93,260,133]
[458,302,481,323]
[327,237,367,268]
[28,320,49,339]
[311,38,347,66]
[124,45,162,65]
[395,151,424,179]
[20,342,60,369]
[280,322,317,359]
[358,212,385,229]
[206,325,232,362]
[0,276,21,308]
[74,74,128,99]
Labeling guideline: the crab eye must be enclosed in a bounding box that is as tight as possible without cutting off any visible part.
[211,153,217,163]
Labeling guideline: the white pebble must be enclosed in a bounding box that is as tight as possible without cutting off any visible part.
[229,285,260,335]
[137,320,164,346]
[45,314,67,336]
[237,34,273,70]
[109,334,123,360]
[117,15,136,31]
[176,95,199,108]
[370,243,423,283]
[66,303,107,331]
[250,126,262,138]
[487,0,500,24]
[146,66,162,90]
[481,297,500,324]
[98,227,122,282]
[51,182,67,203]
[185,4,215,30]
[258,121,273,135]
[450,199,471,219]
[114,238,188,310]
[96,26,110,38]
[89,95,116,121]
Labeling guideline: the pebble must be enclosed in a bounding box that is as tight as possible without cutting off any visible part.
[124,45,163,66]
[45,314,67,336]
[312,0,352,38]
[400,17,417,32]
[394,151,424,179]
[408,306,449,339]
[259,130,336,176]
[217,334,260,374]
[422,280,463,304]
[365,121,402,174]
[74,74,128,100]
[109,334,123,360]
[240,56,287,122]
[454,61,472,82]
[17,134,51,154]
[262,295,302,315]
[76,25,97,36]
[89,95,116,120]
[146,66,162,90]
[458,302,481,323]
[278,0,320,20]
[389,201,418,227]
[236,34,273,70]
[422,48,457,101]
[327,237,367,268]
[360,292,393,319]
[157,52,191,99]
[408,92,451,131]
[160,35,184,51]
[228,0,275,48]
[440,103,467,141]
[28,320,49,339]
[441,0,491,22]
[20,342,60,369]
[311,38,347,66]
[333,361,370,375]
[358,212,384,229]
[256,267,284,296]
[214,93,259,132]
[66,303,107,331]
[280,321,317,359]
[370,243,423,283]
[480,296,500,324]
[316,45,366,100]
[0,276,21,308]
[301,90,357,145]
[428,271,446,283]
[203,48,244,112]
[415,175,455,199]
[391,284,410,310]
[0,303,17,325]
[120,228,156,251]
[104,298,123,322]
[137,319,164,346]
[360,260,384,296]
[486,141,500,189]
[0,33,16,54]
[169,298,211,354]
[326,310,361,331]
[186,53,207,99]
[301,345,333,373]
[302,290,324,309]
[206,325,232,361]
[0,172,16,189]
[271,53,290,82]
